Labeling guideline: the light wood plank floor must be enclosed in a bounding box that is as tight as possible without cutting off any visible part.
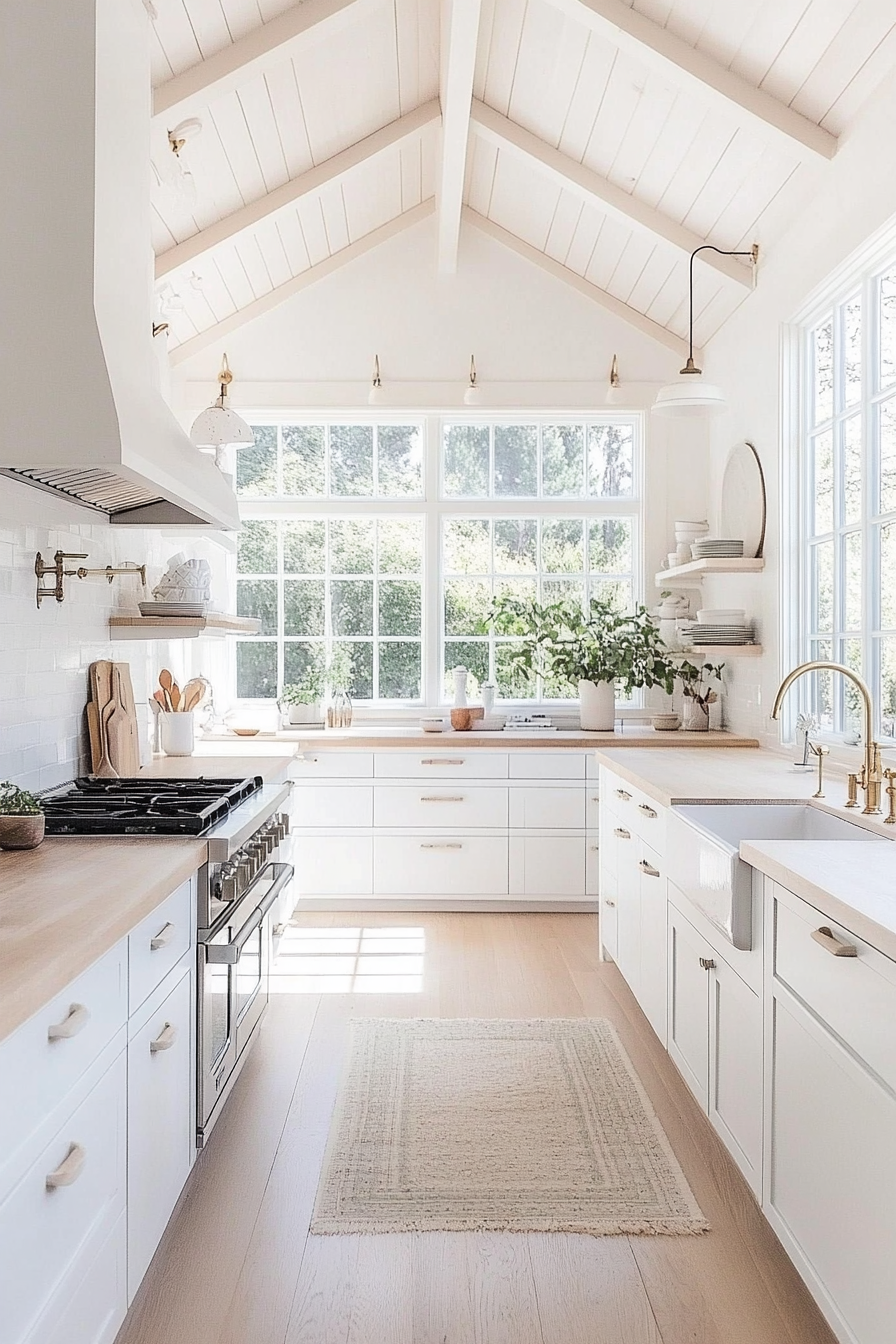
[117,913,836,1344]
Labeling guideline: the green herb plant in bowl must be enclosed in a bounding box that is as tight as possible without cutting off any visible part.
[0,782,46,850]
[279,646,351,726]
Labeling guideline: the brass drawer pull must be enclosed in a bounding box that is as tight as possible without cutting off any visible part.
[638,804,658,818]
[150,1022,177,1053]
[613,827,631,839]
[589,844,599,851]
[46,1142,86,1190]
[420,842,463,850]
[639,860,661,877]
[615,789,632,800]
[811,926,857,957]
[420,796,465,803]
[47,1002,90,1042]
[699,957,716,971]
[422,759,464,766]
[590,795,600,803]
[150,921,175,951]
[603,899,616,908]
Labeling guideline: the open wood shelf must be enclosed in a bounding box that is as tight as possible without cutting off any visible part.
[655,557,765,586]
[109,614,261,640]
[671,645,763,659]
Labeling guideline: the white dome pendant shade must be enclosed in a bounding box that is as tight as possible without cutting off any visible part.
[190,354,255,448]
[653,244,759,419]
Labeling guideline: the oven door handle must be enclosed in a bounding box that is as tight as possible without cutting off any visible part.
[205,863,294,965]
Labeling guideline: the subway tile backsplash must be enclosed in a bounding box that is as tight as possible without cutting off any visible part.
[0,478,232,793]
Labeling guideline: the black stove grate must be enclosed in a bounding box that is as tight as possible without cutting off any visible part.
[39,776,264,836]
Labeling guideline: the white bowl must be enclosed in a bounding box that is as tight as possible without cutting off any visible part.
[652,714,681,731]
[696,609,745,625]
[667,552,680,568]
[675,520,708,532]
[420,717,444,733]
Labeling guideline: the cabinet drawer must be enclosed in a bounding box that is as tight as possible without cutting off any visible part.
[293,836,373,896]
[291,751,373,778]
[508,752,585,780]
[373,836,508,896]
[292,785,373,828]
[29,1213,126,1344]
[773,884,896,1092]
[600,770,666,846]
[374,785,507,829]
[510,785,585,830]
[600,892,618,958]
[586,841,600,897]
[510,835,585,898]
[128,878,193,1016]
[0,1052,126,1344]
[586,788,601,830]
[128,970,193,1299]
[0,943,126,1183]
[374,752,508,779]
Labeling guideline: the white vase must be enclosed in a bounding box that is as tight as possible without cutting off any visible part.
[287,702,321,726]
[159,711,194,756]
[682,698,710,732]
[578,679,616,731]
[452,666,468,707]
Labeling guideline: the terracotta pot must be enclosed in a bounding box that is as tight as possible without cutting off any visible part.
[450,708,473,731]
[0,814,45,849]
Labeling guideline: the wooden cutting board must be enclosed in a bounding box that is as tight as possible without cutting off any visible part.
[108,662,140,776]
[88,660,118,777]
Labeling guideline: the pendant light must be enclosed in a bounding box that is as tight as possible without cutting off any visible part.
[653,244,758,418]
[463,355,483,406]
[605,353,623,405]
[190,354,255,449]
[368,354,386,406]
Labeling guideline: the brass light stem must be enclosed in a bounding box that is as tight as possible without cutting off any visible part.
[682,244,759,375]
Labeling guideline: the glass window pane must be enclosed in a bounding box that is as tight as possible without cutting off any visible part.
[495,641,532,698]
[494,518,537,572]
[813,318,834,425]
[283,520,326,574]
[589,517,633,574]
[237,426,278,496]
[283,641,323,690]
[236,579,277,635]
[588,424,633,497]
[542,577,585,606]
[542,425,585,496]
[843,417,862,525]
[880,399,896,515]
[379,518,423,574]
[236,641,277,698]
[494,425,537,496]
[443,641,489,697]
[591,577,633,612]
[237,519,277,574]
[379,642,421,699]
[330,425,373,496]
[841,637,864,736]
[811,432,833,536]
[379,580,421,637]
[809,640,833,732]
[444,578,491,637]
[844,532,862,630]
[284,580,325,636]
[335,641,373,699]
[843,295,861,408]
[377,426,423,497]
[331,579,373,636]
[879,638,896,738]
[541,519,584,573]
[329,519,374,574]
[443,518,490,574]
[811,541,834,632]
[880,523,896,629]
[282,425,325,495]
[880,271,896,390]
[444,425,489,496]
[494,576,537,606]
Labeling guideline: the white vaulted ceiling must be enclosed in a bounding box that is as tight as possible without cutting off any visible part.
[148,0,896,361]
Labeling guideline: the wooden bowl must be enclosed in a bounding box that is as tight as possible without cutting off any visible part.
[231,727,261,737]
[450,708,473,731]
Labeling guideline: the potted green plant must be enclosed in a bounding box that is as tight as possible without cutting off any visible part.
[485,596,677,730]
[0,782,45,850]
[677,660,725,731]
[279,646,351,725]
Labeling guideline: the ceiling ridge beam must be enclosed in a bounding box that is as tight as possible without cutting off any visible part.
[470,100,752,288]
[169,199,435,365]
[437,0,483,274]
[156,100,440,279]
[546,0,837,162]
[463,206,695,361]
[153,0,376,126]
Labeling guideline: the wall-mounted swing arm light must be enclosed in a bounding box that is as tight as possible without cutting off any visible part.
[605,353,623,405]
[368,354,386,406]
[463,355,483,407]
[653,244,759,418]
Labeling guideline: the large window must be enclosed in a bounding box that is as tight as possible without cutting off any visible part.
[798,255,896,738]
[235,416,641,705]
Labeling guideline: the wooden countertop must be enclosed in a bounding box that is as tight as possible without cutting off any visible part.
[594,747,831,807]
[201,727,759,750]
[139,748,297,782]
[0,838,206,1043]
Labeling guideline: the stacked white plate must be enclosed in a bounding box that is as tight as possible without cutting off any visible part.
[690,538,744,559]
[685,622,753,646]
[139,600,210,618]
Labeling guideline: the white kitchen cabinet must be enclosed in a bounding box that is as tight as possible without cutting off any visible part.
[33,1212,126,1344]
[509,784,585,830]
[292,784,373,829]
[509,834,585,899]
[374,834,508,897]
[127,965,194,1299]
[637,841,667,1044]
[374,784,508,830]
[128,877,193,1016]
[668,904,711,1109]
[293,834,373,898]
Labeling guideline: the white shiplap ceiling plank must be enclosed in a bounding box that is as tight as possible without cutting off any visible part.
[152,206,178,253]
[274,208,313,273]
[181,0,234,60]
[724,0,816,92]
[581,48,658,180]
[234,233,276,296]
[606,235,664,308]
[264,58,315,178]
[218,0,265,42]
[759,0,862,110]
[680,126,772,243]
[465,135,499,215]
[796,4,896,130]
[212,244,259,306]
[437,0,484,273]
[237,77,291,194]
[480,0,528,115]
[632,0,675,24]
[399,136,424,210]
[585,217,644,293]
[296,196,333,266]
[421,121,439,199]
[563,202,606,276]
[150,0,204,78]
[601,71,678,190]
[170,200,436,360]
[631,89,713,211]
[465,206,694,357]
[556,35,619,162]
[184,111,247,229]
[679,0,766,72]
[209,94,268,204]
[625,244,679,315]
[343,147,404,238]
[150,28,175,85]
[543,191,586,266]
[258,0,297,18]
[487,148,563,251]
[319,183,352,253]
[547,0,838,159]
[199,258,242,318]
[506,0,591,145]
[652,111,739,228]
[252,217,294,287]
[395,0,440,112]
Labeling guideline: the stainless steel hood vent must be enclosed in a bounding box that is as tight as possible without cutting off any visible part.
[0,0,240,530]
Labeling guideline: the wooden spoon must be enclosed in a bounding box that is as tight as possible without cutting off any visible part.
[158,668,175,711]
[152,689,167,710]
[181,678,205,713]
[169,680,182,712]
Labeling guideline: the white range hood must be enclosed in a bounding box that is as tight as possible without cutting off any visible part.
[0,0,239,529]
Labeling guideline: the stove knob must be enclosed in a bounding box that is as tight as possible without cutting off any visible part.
[237,855,255,888]
[221,866,240,902]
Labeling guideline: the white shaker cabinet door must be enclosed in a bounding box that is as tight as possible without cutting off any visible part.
[508,834,586,900]
[637,841,667,1046]
[710,953,762,1194]
[767,987,896,1344]
[293,836,373,897]
[667,904,711,1111]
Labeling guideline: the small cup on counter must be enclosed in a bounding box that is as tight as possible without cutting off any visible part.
[450,707,473,731]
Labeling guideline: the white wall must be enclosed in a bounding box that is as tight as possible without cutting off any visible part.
[700,72,896,745]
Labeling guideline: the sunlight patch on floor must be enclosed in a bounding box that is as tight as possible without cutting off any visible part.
[270,925,426,993]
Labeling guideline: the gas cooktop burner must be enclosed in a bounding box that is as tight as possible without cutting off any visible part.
[40,776,263,836]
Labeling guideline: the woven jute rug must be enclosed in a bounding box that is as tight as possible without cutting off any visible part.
[311,1017,708,1236]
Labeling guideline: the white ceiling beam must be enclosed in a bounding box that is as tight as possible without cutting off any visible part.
[464,206,695,361]
[437,0,482,273]
[153,0,375,127]
[156,100,440,279]
[470,101,752,289]
[546,0,837,162]
[169,199,435,365]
